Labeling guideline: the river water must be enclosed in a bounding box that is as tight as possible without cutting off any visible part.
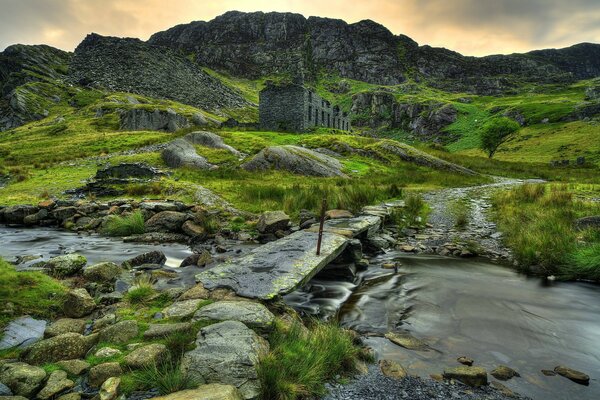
[1,227,598,399]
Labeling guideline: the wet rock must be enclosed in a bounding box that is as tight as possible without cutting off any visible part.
[241,146,347,178]
[1,205,38,224]
[94,347,122,358]
[44,318,86,338]
[124,344,169,369]
[180,251,212,268]
[0,362,46,397]
[385,332,429,351]
[44,254,87,277]
[162,299,204,320]
[378,359,407,379]
[491,381,516,397]
[554,365,590,385]
[36,370,74,400]
[193,301,275,332]
[98,320,139,344]
[83,262,123,282]
[122,251,166,268]
[181,321,269,399]
[457,356,474,366]
[123,232,190,243]
[149,384,243,400]
[143,322,193,339]
[56,359,90,376]
[22,333,97,364]
[88,362,123,387]
[256,211,289,234]
[443,366,488,387]
[491,365,520,381]
[99,376,120,400]
[63,288,96,318]
[185,131,241,156]
[0,316,46,349]
[541,369,557,376]
[181,220,207,239]
[145,211,189,233]
[52,207,78,222]
[162,139,214,169]
[179,284,211,301]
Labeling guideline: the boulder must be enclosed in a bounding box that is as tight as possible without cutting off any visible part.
[52,207,78,222]
[162,139,214,169]
[162,299,204,320]
[145,211,189,233]
[193,301,275,332]
[36,370,74,400]
[83,262,123,282]
[457,356,474,366]
[0,316,46,349]
[257,211,290,234]
[94,347,122,358]
[181,321,269,399]
[99,377,120,400]
[181,220,207,239]
[56,359,90,376]
[490,365,520,381]
[63,288,96,318]
[0,383,12,396]
[554,365,590,385]
[443,366,488,387]
[143,322,193,339]
[124,343,169,369]
[88,362,123,387]
[44,254,87,277]
[325,209,353,219]
[185,132,241,156]
[98,320,139,344]
[56,393,81,400]
[0,362,46,397]
[1,205,38,224]
[379,359,407,379]
[385,332,429,351]
[22,333,97,364]
[120,108,190,132]
[44,318,86,338]
[122,251,166,268]
[241,146,347,177]
[179,284,211,301]
[149,384,243,400]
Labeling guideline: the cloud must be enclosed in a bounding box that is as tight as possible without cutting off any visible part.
[1,0,599,56]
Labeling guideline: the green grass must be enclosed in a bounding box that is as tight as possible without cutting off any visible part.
[103,211,145,237]
[258,320,360,400]
[0,258,66,328]
[121,360,198,396]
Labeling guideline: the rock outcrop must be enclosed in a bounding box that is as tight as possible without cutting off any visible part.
[119,108,190,132]
[185,131,241,156]
[241,145,347,177]
[161,139,215,170]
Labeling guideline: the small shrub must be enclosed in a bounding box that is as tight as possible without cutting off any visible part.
[126,274,156,305]
[104,211,145,237]
[125,360,198,395]
[163,329,197,360]
[450,199,470,230]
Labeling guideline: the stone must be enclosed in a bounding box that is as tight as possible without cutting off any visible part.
[149,384,243,400]
[56,393,80,400]
[554,365,590,385]
[306,215,381,238]
[145,211,189,233]
[162,299,203,320]
[120,108,190,132]
[122,251,166,268]
[241,145,347,178]
[43,254,87,277]
[196,231,349,300]
[325,209,353,219]
[181,220,207,239]
[98,320,139,344]
[181,321,268,399]
[443,366,488,387]
[83,262,123,283]
[56,359,90,376]
[52,207,78,222]
[36,370,74,400]
[0,316,46,350]
[0,383,12,396]
[162,139,214,170]
[99,377,120,400]
[256,211,290,234]
[378,359,407,379]
[490,381,515,397]
[124,344,169,369]
[143,322,193,339]
[193,301,275,332]
[63,288,95,318]
[94,347,122,358]
[491,365,520,381]
[0,362,46,397]
[23,333,96,364]
[541,369,557,376]
[385,332,429,351]
[88,362,123,388]
[457,356,474,366]
[44,319,86,338]
[179,284,211,301]
[1,205,38,224]
[180,251,212,268]
[185,132,241,156]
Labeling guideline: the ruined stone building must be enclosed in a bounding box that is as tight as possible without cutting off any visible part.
[259,82,351,132]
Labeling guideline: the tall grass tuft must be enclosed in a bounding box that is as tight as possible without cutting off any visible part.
[124,360,198,395]
[103,210,145,237]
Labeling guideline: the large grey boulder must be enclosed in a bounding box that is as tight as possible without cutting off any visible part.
[0,316,46,350]
[44,318,86,338]
[22,333,97,364]
[98,320,139,344]
[63,288,96,318]
[0,205,39,224]
[241,145,347,177]
[145,211,189,233]
[162,139,214,169]
[185,131,241,156]
[83,262,123,283]
[123,343,169,369]
[193,301,275,332]
[119,108,190,132]
[256,210,289,233]
[181,321,269,399]
[43,254,87,277]
[0,362,46,397]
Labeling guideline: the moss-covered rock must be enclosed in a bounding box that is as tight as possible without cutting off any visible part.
[22,332,97,364]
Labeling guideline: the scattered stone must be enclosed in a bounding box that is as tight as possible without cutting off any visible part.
[179,284,210,301]
[0,316,46,350]
[384,332,429,351]
[0,383,12,396]
[44,319,86,338]
[0,362,46,397]
[94,347,122,358]
[43,254,87,277]
[325,209,353,219]
[83,262,123,282]
[56,393,81,400]
[491,381,516,397]
[36,370,74,400]
[443,366,488,387]
[92,314,117,332]
[162,299,204,320]
[400,245,416,252]
[256,211,290,234]
[23,333,96,364]
[181,321,269,399]
[149,384,243,400]
[378,359,407,379]
[88,362,123,387]
[56,359,90,376]
[123,251,167,268]
[63,288,96,318]
[145,211,189,233]
[98,320,139,344]
[181,220,207,239]
[457,356,474,366]
[143,322,192,339]
[491,365,520,381]
[541,369,557,376]
[193,301,275,332]
[99,377,120,400]
[124,343,169,369]
[554,365,590,385]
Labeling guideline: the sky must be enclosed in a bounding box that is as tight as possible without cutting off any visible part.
[1,0,600,56]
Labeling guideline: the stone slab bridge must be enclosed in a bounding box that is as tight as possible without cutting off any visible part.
[196,202,403,300]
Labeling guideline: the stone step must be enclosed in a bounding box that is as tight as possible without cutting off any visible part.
[306,215,381,238]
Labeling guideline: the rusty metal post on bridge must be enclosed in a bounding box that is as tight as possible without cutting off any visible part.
[316,198,327,256]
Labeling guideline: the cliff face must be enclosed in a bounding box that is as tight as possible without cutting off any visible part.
[68,33,250,111]
[149,11,600,93]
